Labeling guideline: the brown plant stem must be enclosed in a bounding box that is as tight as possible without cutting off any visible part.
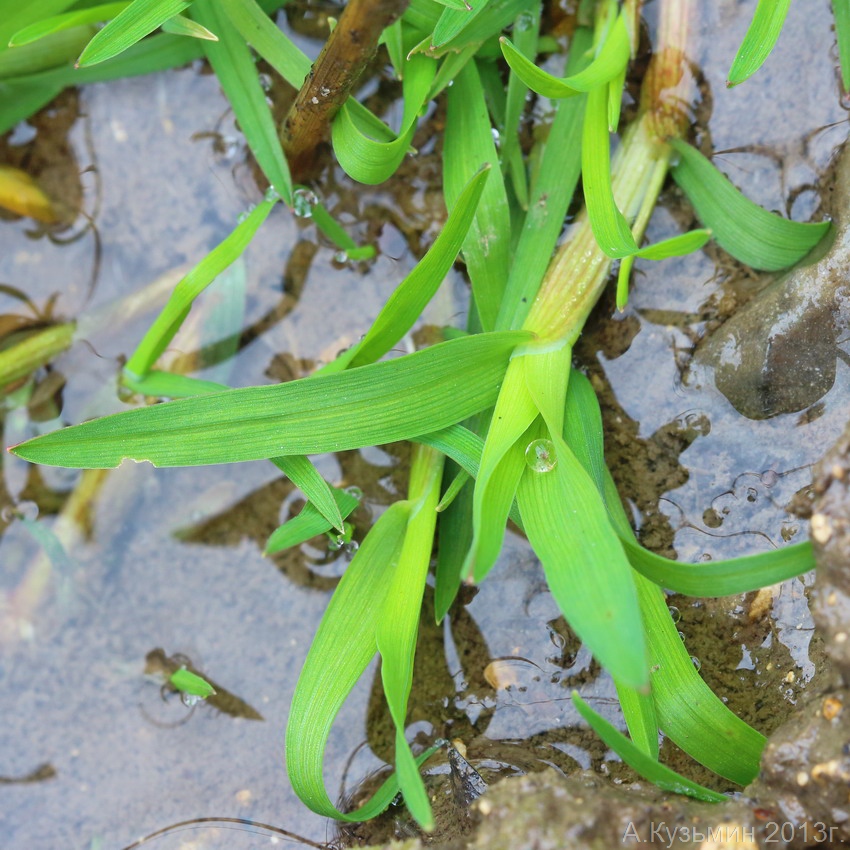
[282,0,410,178]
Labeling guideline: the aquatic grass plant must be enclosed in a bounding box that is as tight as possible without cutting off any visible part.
[1,0,836,832]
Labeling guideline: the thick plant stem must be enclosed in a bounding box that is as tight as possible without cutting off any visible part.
[282,0,409,177]
[523,0,695,345]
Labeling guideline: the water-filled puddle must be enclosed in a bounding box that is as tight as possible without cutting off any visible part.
[1,3,847,848]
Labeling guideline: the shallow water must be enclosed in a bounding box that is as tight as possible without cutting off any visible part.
[1,3,847,849]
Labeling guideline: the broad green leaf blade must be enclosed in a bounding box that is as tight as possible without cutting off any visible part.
[670,139,831,271]
[520,344,571,439]
[572,694,727,802]
[582,83,638,259]
[444,61,511,332]
[170,667,216,698]
[9,3,129,46]
[623,538,814,597]
[77,0,192,66]
[272,455,344,533]
[124,198,277,380]
[320,167,491,374]
[430,0,528,52]
[517,423,648,691]
[266,487,359,553]
[834,0,850,91]
[192,0,292,203]
[727,0,791,87]
[286,502,413,820]
[331,55,435,185]
[499,12,628,99]
[160,14,218,40]
[377,446,444,830]
[11,331,531,468]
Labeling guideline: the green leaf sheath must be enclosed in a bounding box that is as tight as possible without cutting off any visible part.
[10,331,531,468]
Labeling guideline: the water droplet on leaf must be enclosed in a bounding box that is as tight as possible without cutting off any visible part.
[525,439,556,473]
[668,605,681,624]
[292,188,318,218]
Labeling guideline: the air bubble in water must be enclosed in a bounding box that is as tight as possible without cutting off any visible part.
[292,188,318,218]
[525,439,556,473]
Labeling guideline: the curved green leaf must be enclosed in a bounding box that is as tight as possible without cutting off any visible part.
[499,12,628,99]
[623,538,814,597]
[266,486,359,553]
[331,54,435,185]
[9,3,129,46]
[286,502,412,820]
[11,331,531,468]
[670,139,831,271]
[573,694,727,802]
[583,83,638,258]
[77,0,192,66]
[727,0,791,87]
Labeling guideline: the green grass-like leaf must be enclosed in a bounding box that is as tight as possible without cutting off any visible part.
[124,197,278,381]
[623,538,814,597]
[160,14,218,41]
[192,0,292,204]
[170,667,216,698]
[286,502,412,820]
[331,54,435,185]
[9,3,129,46]
[376,445,444,830]
[77,0,192,66]
[582,83,639,259]
[321,166,492,374]
[572,694,728,802]
[266,487,359,553]
[670,138,831,271]
[499,11,628,99]
[444,61,511,332]
[727,0,791,87]
[518,420,648,691]
[10,331,531,468]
